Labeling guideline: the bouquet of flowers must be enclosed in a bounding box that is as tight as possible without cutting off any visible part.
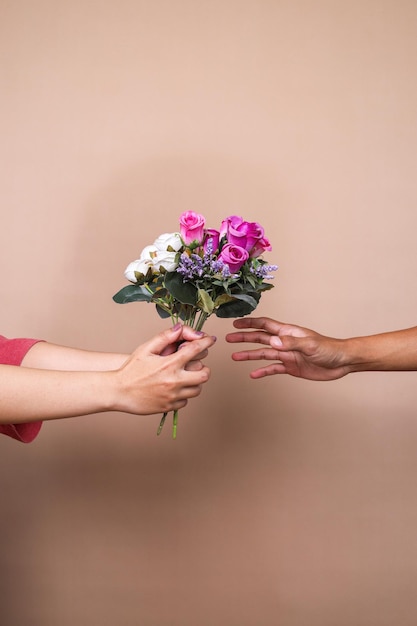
[113,211,277,437]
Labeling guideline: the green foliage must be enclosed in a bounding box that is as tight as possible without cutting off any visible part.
[197,289,215,315]
[114,269,273,321]
[156,304,172,319]
[215,293,260,318]
[164,271,198,305]
[112,285,153,304]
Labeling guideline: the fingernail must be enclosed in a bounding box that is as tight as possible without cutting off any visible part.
[211,336,217,342]
[172,322,182,331]
[194,330,205,336]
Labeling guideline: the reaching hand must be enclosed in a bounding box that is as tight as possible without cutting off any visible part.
[226,317,349,381]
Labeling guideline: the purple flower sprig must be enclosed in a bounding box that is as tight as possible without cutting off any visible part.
[250,262,279,281]
[176,248,234,284]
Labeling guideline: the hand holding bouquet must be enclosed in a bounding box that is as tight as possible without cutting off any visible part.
[113,211,277,437]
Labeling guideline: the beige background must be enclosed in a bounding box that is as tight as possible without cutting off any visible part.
[1,1,417,624]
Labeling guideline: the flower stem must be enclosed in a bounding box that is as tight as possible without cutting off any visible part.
[172,410,178,439]
[195,311,209,331]
[157,412,168,436]
[157,312,208,439]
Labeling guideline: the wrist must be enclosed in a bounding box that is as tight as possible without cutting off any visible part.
[338,337,370,374]
[342,335,389,373]
[100,370,124,413]
[103,368,143,415]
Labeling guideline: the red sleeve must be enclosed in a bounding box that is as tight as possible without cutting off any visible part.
[0,335,43,443]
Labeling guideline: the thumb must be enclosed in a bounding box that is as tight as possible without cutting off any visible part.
[270,328,309,352]
[142,323,183,356]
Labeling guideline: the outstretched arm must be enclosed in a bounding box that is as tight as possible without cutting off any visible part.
[0,325,215,424]
[226,316,417,380]
[20,324,207,371]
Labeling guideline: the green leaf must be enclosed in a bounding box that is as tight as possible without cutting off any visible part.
[156,304,172,319]
[177,304,194,322]
[130,266,154,285]
[215,293,259,318]
[113,285,152,304]
[197,288,215,315]
[257,282,274,292]
[133,272,146,285]
[151,286,169,300]
[164,271,197,305]
[213,293,235,308]
[246,275,257,289]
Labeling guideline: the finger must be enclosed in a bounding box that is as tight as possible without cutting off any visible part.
[159,368,210,411]
[182,364,211,385]
[174,335,216,366]
[279,326,311,339]
[232,316,266,329]
[231,348,281,362]
[169,384,204,410]
[273,333,316,354]
[226,330,272,345]
[185,360,204,372]
[166,384,202,404]
[178,384,204,399]
[249,363,288,379]
[232,317,285,334]
[140,323,184,357]
[180,326,207,341]
[160,343,178,356]
[169,398,189,411]
[162,338,210,359]
[178,344,209,360]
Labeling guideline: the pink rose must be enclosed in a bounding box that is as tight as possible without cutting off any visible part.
[227,220,265,253]
[220,215,243,238]
[179,211,205,245]
[203,228,220,254]
[218,243,249,273]
[251,236,272,258]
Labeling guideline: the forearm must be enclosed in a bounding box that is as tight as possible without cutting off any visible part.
[0,364,114,423]
[343,327,417,372]
[21,341,128,371]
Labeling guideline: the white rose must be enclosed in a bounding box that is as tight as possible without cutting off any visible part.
[153,232,182,252]
[152,250,178,272]
[140,244,158,261]
[124,258,152,283]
